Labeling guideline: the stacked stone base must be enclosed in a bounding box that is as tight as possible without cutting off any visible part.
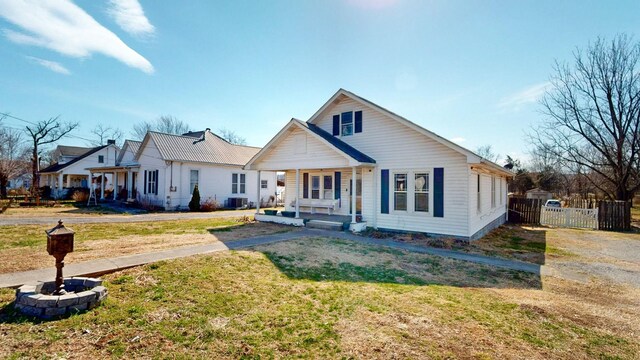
[15,277,108,319]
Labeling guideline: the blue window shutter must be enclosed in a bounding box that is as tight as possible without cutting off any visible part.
[303,173,309,199]
[143,170,147,194]
[154,170,159,195]
[434,168,444,217]
[332,115,340,136]
[334,171,341,201]
[355,111,362,133]
[381,169,389,214]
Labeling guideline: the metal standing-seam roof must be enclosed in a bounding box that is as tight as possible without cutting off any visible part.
[141,130,261,166]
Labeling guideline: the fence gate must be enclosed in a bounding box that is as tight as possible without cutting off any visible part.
[540,206,599,229]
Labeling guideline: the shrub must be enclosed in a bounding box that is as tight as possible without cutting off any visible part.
[135,194,164,211]
[200,197,221,212]
[72,190,89,203]
[189,184,201,212]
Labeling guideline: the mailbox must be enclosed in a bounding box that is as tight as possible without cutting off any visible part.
[46,220,75,256]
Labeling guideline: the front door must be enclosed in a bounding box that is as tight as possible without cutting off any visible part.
[349,175,362,215]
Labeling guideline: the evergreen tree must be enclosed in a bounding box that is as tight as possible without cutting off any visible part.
[189,184,201,211]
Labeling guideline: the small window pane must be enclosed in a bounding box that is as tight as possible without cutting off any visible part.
[415,193,428,212]
[394,174,406,191]
[394,193,407,211]
[341,112,353,136]
[415,173,428,192]
[261,180,268,189]
[232,184,237,194]
[232,174,238,183]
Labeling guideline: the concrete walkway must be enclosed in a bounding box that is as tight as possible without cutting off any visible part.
[0,209,257,226]
[0,229,545,288]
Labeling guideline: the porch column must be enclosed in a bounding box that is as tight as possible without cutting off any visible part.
[256,170,261,214]
[295,169,300,218]
[66,174,71,188]
[127,170,132,199]
[351,166,357,224]
[58,172,63,192]
[113,172,118,200]
[100,172,105,200]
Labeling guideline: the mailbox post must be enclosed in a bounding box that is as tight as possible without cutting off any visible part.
[46,220,75,295]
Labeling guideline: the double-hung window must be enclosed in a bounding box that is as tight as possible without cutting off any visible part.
[323,175,333,199]
[499,178,503,205]
[190,170,199,194]
[394,173,407,211]
[341,111,353,136]
[261,180,268,189]
[232,173,246,194]
[145,170,158,195]
[311,176,320,199]
[98,155,104,163]
[414,173,429,212]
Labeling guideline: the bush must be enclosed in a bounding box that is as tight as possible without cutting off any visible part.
[39,186,52,199]
[200,197,221,212]
[135,194,164,211]
[189,185,201,212]
[72,189,89,203]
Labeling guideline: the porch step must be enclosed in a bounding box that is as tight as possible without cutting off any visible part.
[305,220,344,231]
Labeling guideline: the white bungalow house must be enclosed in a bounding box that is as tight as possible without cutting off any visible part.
[245,89,513,240]
[39,142,119,198]
[89,129,277,210]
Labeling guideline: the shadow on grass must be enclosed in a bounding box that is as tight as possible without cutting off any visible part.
[258,234,544,290]
[469,224,549,266]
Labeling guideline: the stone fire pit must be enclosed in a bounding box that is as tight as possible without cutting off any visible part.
[15,277,107,319]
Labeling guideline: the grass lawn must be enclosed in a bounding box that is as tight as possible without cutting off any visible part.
[1,236,638,359]
[0,217,295,273]
[2,204,129,216]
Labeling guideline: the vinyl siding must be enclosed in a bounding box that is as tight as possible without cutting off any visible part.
[253,127,351,170]
[314,96,470,236]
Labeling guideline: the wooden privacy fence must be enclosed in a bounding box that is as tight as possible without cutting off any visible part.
[540,206,599,229]
[507,198,542,224]
[598,201,632,231]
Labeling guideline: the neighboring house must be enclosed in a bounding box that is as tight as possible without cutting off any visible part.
[525,188,553,201]
[245,89,513,240]
[39,141,119,198]
[89,129,276,210]
[86,139,142,201]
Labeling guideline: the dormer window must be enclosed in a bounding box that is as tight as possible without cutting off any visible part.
[332,110,363,137]
[98,155,104,163]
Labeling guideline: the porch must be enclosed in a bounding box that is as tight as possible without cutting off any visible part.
[255,211,367,232]
[86,165,139,201]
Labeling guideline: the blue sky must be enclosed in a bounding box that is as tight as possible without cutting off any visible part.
[1,0,639,163]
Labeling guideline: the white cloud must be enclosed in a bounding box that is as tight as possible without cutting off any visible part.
[450,137,466,143]
[107,0,155,38]
[0,0,154,74]
[498,82,551,111]
[26,56,70,74]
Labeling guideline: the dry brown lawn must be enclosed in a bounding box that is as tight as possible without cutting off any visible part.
[0,220,295,273]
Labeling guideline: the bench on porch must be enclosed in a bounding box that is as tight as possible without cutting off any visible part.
[291,199,340,215]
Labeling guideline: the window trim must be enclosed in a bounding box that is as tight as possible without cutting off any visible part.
[303,171,334,200]
[340,111,353,137]
[414,172,430,213]
[392,172,408,212]
[477,174,481,213]
[232,173,246,194]
[389,170,431,215]
[98,155,104,164]
[491,176,496,208]
[189,169,199,194]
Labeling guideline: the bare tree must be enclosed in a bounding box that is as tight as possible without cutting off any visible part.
[132,115,190,139]
[531,34,640,201]
[25,117,79,196]
[89,124,123,146]
[475,144,500,163]
[218,128,247,145]
[0,118,29,198]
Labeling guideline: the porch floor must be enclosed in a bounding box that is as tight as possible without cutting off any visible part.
[299,212,353,224]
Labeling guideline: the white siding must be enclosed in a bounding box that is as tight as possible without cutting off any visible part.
[468,170,507,236]
[137,138,276,210]
[253,127,351,170]
[313,96,470,236]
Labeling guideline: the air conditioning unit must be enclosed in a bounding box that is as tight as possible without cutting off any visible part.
[228,197,248,209]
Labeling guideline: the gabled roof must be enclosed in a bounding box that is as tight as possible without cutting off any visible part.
[40,145,109,173]
[54,145,93,158]
[308,89,513,177]
[136,130,261,166]
[117,140,142,165]
[244,119,376,169]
